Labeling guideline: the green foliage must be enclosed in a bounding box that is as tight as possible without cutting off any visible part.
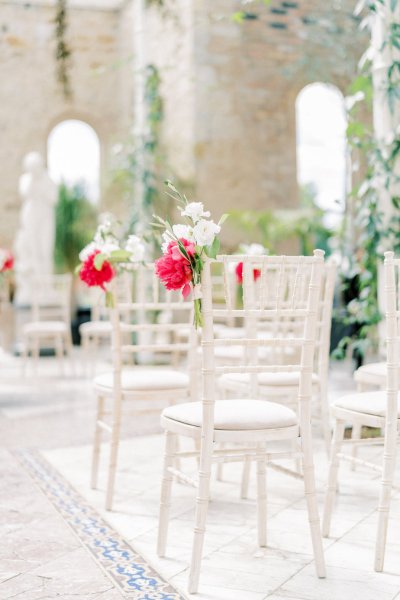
[111,64,164,235]
[332,0,400,362]
[54,183,97,273]
[54,0,72,99]
[229,183,334,256]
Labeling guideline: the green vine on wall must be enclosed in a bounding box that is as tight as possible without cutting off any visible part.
[54,0,72,99]
[111,64,164,237]
[333,0,400,362]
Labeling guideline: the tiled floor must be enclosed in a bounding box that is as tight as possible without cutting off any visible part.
[1,349,400,599]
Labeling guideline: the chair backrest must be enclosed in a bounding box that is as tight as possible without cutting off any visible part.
[30,274,72,324]
[109,262,196,394]
[90,271,132,322]
[315,260,337,382]
[384,251,400,417]
[201,251,324,434]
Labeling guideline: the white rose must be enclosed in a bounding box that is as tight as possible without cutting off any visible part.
[125,235,145,262]
[161,231,173,253]
[240,243,267,256]
[193,219,221,247]
[101,242,120,257]
[181,202,210,223]
[172,224,194,241]
[79,242,98,262]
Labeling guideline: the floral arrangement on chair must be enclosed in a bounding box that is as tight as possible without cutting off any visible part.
[153,181,226,328]
[78,215,145,306]
[0,249,14,275]
[235,243,267,284]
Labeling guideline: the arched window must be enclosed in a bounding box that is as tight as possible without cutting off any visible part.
[47,119,100,204]
[296,83,347,226]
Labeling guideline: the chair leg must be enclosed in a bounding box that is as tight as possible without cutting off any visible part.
[350,422,362,472]
[240,456,252,499]
[301,431,326,578]
[105,413,122,511]
[33,337,40,374]
[319,383,331,453]
[216,443,225,481]
[55,335,64,376]
[374,415,398,571]
[256,444,267,547]
[157,431,177,557]
[322,419,345,537]
[188,440,213,594]
[91,395,105,489]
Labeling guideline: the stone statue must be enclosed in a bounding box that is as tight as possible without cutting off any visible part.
[14,152,57,306]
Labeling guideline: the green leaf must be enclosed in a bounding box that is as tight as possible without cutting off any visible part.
[109,249,131,262]
[204,236,220,259]
[94,253,106,270]
[232,11,245,23]
[218,213,229,226]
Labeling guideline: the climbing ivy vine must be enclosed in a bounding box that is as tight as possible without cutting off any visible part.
[333,0,400,361]
[54,0,72,99]
[111,64,164,236]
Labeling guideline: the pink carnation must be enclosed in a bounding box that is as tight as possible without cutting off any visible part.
[235,262,261,285]
[0,250,14,272]
[155,238,194,298]
[80,250,115,291]
[167,238,195,261]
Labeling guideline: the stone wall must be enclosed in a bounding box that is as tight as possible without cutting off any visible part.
[0,0,366,249]
[0,1,134,247]
[144,0,366,244]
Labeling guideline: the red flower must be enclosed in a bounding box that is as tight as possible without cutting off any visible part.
[167,239,195,261]
[235,262,261,284]
[80,250,115,291]
[155,238,194,296]
[0,250,13,272]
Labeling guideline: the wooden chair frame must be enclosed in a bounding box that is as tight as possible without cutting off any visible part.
[90,263,197,511]
[322,251,399,572]
[157,251,326,593]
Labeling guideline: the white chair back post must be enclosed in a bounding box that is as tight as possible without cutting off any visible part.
[315,261,337,447]
[375,251,400,570]
[188,251,325,592]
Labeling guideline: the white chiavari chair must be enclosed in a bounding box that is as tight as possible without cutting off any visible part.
[351,361,386,469]
[90,263,196,511]
[157,251,326,594]
[21,273,73,372]
[79,272,132,374]
[323,251,399,572]
[218,261,336,448]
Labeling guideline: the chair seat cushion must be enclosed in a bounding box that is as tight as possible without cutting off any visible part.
[163,399,297,430]
[219,371,319,388]
[23,321,68,335]
[94,368,190,391]
[354,362,386,380]
[79,320,112,335]
[334,391,400,418]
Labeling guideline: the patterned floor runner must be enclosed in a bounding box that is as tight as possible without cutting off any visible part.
[16,449,186,600]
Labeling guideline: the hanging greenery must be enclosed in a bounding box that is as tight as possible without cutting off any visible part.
[54,0,72,99]
[110,64,165,235]
[333,0,400,362]
[54,183,97,273]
